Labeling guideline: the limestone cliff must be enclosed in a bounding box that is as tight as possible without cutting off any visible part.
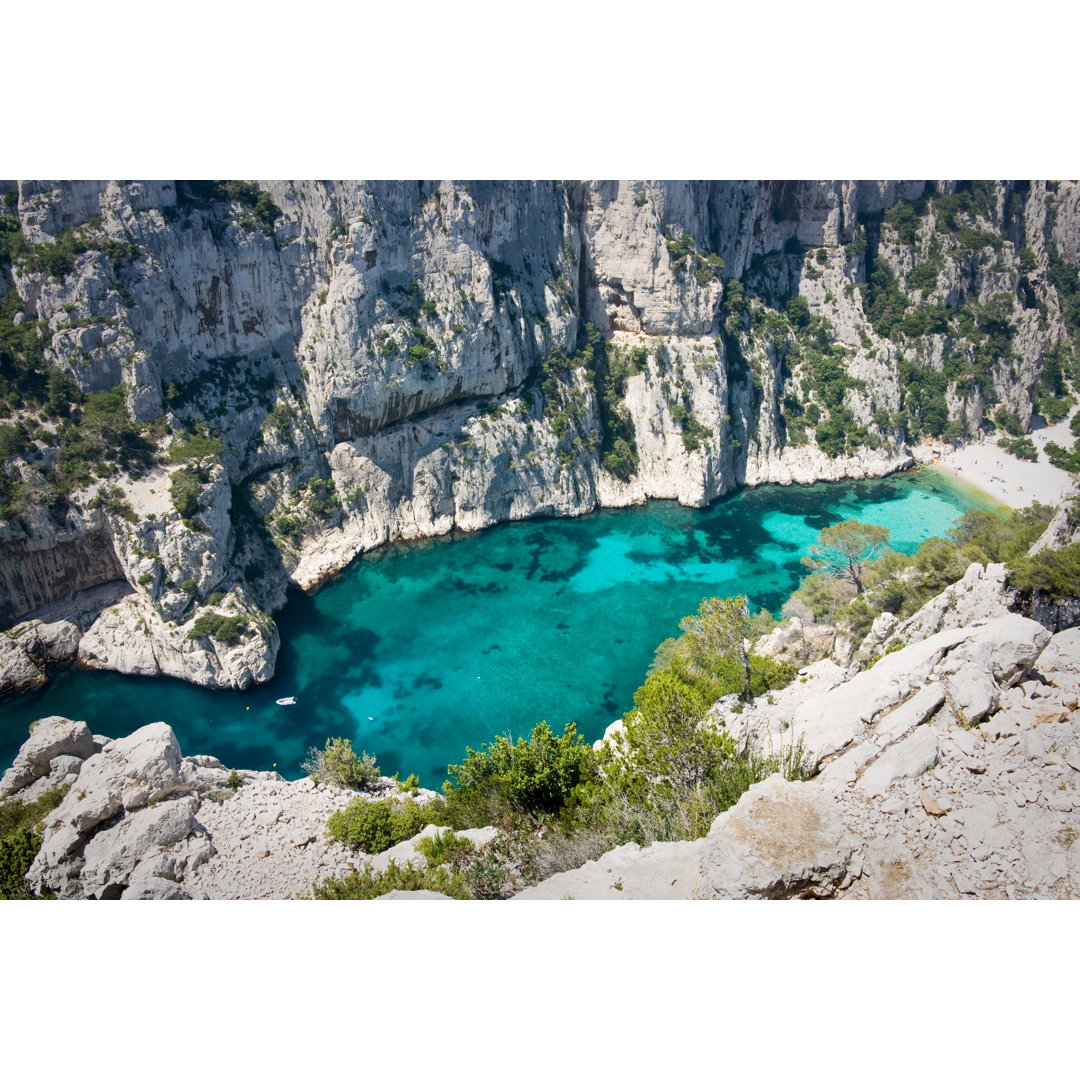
[2,180,1078,691]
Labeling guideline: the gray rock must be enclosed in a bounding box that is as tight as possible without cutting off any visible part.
[857,728,940,798]
[0,764,37,800]
[0,715,96,798]
[874,682,946,746]
[698,774,858,899]
[936,614,1051,693]
[80,796,200,898]
[1020,727,1055,761]
[893,562,1010,645]
[455,825,500,849]
[944,668,999,725]
[47,754,84,781]
[513,838,705,900]
[952,871,977,895]
[862,838,944,899]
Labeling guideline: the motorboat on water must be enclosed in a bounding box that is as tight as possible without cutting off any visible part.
[276,696,297,706]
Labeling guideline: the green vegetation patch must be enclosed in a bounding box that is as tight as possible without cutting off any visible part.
[1008,543,1080,602]
[20,216,140,280]
[302,737,380,789]
[326,797,434,853]
[999,435,1038,460]
[186,612,250,644]
[0,785,68,899]
[313,859,468,900]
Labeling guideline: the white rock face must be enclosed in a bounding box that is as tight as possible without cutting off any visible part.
[856,728,940,797]
[12,179,1068,693]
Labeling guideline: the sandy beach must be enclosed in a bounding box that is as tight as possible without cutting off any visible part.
[927,406,1079,512]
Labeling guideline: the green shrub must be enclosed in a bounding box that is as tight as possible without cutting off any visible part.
[786,295,811,328]
[326,797,433,852]
[1008,543,1080,601]
[186,612,249,644]
[0,784,68,899]
[1036,395,1071,424]
[170,466,205,524]
[414,830,474,867]
[999,435,1038,460]
[440,721,599,827]
[227,770,244,792]
[21,219,140,280]
[0,828,40,899]
[992,407,1023,437]
[1045,441,1080,473]
[166,432,224,464]
[302,737,380,789]
[313,859,468,900]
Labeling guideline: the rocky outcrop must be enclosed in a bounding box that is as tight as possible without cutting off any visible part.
[0,715,98,801]
[518,616,1080,900]
[4,716,446,899]
[722,611,1049,773]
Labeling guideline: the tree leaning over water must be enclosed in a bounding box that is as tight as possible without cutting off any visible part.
[802,520,891,595]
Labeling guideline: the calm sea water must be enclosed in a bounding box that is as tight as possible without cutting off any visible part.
[1,469,997,788]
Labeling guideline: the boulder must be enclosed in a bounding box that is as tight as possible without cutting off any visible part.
[80,796,200,898]
[1034,627,1080,682]
[0,716,97,797]
[791,627,968,771]
[893,562,1011,645]
[0,632,46,698]
[26,722,199,897]
[935,614,1051,692]
[698,774,859,898]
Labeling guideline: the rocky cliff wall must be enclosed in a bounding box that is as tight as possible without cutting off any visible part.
[2,180,1078,691]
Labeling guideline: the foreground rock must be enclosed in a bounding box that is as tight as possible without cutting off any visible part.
[0,716,436,898]
[516,622,1080,900]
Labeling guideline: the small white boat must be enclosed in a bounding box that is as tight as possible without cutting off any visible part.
[276,696,297,706]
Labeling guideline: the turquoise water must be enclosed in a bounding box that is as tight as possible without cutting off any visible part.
[0,469,996,788]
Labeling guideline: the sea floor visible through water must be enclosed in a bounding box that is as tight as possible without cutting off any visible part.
[1,469,1000,789]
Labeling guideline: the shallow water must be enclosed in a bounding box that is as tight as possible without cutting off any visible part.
[1,469,997,788]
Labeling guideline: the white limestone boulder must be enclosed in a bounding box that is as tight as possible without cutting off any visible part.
[698,774,859,899]
[80,796,201,898]
[894,562,1010,645]
[0,715,97,797]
